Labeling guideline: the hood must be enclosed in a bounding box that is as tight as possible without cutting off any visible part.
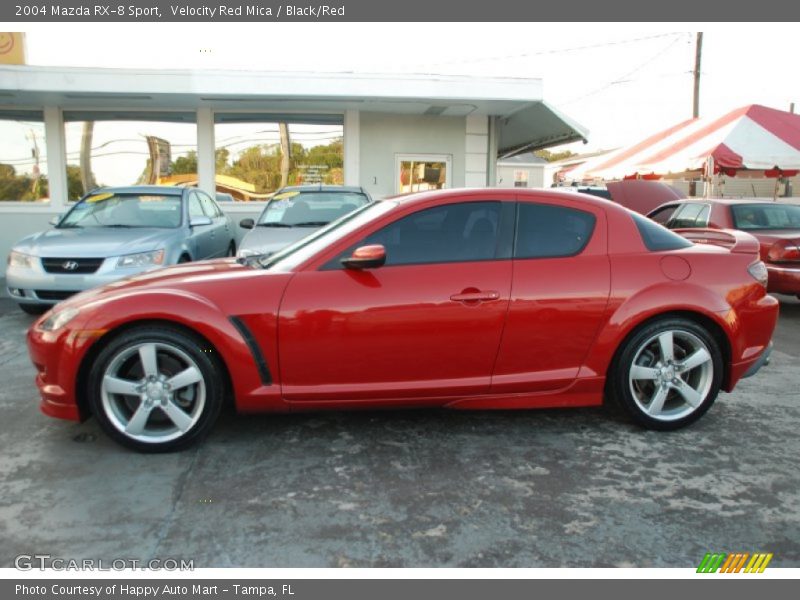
[13,227,179,258]
[62,258,257,307]
[238,226,318,256]
[607,180,685,215]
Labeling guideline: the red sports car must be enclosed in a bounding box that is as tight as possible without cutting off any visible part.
[648,198,800,297]
[27,189,778,452]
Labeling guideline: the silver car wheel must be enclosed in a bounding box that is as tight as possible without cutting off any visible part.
[100,342,206,444]
[628,329,713,422]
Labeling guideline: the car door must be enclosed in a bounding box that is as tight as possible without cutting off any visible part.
[490,199,611,394]
[277,200,515,403]
[187,191,215,259]
[198,190,232,257]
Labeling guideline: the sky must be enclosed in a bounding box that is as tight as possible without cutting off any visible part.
[10,22,800,157]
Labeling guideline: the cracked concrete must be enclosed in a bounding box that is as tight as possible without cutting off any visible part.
[0,294,798,568]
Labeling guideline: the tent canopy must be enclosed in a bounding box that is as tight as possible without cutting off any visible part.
[571,104,800,182]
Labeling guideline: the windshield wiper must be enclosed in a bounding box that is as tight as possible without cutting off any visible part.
[103,224,138,228]
[57,224,82,229]
[292,221,329,227]
[257,222,293,228]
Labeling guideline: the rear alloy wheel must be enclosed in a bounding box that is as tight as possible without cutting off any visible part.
[88,327,224,452]
[610,318,723,430]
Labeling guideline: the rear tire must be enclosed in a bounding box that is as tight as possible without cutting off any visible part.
[87,325,224,452]
[19,303,48,316]
[608,317,723,430]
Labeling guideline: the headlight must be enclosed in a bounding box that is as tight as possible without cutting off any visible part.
[8,250,36,269]
[236,248,261,259]
[116,249,165,269]
[39,307,80,332]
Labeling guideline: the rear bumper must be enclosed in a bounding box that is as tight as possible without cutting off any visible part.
[742,341,773,379]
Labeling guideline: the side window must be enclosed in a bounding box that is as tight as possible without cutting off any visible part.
[352,202,503,267]
[514,203,596,259]
[667,203,706,229]
[649,205,678,225]
[188,192,205,218]
[198,191,222,218]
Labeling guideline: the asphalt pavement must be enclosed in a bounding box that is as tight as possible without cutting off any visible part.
[0,292,798,568]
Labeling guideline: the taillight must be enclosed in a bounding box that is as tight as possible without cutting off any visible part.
[748,261,769,286]
[767,240,800,263]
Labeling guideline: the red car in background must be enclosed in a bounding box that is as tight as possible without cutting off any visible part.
[648,198,800,297]
[27,189,777,452]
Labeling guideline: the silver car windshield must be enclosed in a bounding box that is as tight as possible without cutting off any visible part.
[59,192,182,229]
[259,201,397,271]
[257,191,370,228]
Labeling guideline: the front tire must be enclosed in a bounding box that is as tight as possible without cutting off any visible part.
[87,326,224,452]
[608,317,723,430]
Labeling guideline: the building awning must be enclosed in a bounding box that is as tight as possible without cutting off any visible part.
[497,101,589,156]
[0,65,587,155]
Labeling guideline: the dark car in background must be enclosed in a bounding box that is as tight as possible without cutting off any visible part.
[237,185,372,258]
[648,198,800,297]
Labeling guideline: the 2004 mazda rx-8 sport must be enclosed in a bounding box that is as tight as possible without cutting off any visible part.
[27,188,778,451]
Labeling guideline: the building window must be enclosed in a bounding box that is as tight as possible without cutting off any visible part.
[214,114,344,201]
[63,111,197,201]
[396,154,451,194]
[0,111,48,202]
[514,170,529,188]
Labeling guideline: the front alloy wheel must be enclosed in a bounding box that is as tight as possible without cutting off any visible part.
[610,318,723,430]
[88,326,224,451]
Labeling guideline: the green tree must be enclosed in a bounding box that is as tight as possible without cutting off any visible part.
[534,148,578,162]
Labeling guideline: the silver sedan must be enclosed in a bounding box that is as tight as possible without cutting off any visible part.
[6,185,235,314]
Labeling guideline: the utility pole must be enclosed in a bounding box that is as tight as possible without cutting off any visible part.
[693,32,703,119]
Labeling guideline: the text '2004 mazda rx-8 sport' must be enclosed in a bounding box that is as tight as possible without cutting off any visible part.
[27,189,778,452]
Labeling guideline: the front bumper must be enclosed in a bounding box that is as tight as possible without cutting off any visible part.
[7,261,155,306]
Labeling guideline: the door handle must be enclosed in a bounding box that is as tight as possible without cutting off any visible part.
[450,290,500,303]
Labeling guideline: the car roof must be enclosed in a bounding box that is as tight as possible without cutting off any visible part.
[386,187,631,215]
[276,184,366,194]
[90,185,185,196]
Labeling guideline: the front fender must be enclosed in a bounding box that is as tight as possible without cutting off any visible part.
[66,289,272,415]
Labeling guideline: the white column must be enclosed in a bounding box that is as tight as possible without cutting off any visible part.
[465,114,489,187]
[487,116,498,186]
[43,106,67,210]
[197,107,215,196]
[343,109,360,186]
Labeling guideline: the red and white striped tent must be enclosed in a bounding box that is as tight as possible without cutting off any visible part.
[569,104,800,183]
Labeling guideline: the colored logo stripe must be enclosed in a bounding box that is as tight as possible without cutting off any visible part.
[697,552,773,573]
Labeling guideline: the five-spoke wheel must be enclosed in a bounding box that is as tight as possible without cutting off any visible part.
[610,318,723,430]
[88,326,224,452]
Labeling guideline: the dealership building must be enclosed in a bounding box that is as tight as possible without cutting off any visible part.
[0,64,588,276]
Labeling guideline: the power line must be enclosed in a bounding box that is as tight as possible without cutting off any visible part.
[418,32,686,69]
[560,35,687,106]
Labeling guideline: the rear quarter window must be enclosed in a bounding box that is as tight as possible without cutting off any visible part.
[632,212,693,251]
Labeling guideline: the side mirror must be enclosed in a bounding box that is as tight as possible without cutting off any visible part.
[189,215,213,227]
[49,214,62,227]
[341,244,386,270]
[239,218,255,229]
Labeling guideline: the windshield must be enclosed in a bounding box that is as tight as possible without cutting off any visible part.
[257,190,370,227]
[59,192,182,229]
[731,203,800,231]
[258,201,396,270]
